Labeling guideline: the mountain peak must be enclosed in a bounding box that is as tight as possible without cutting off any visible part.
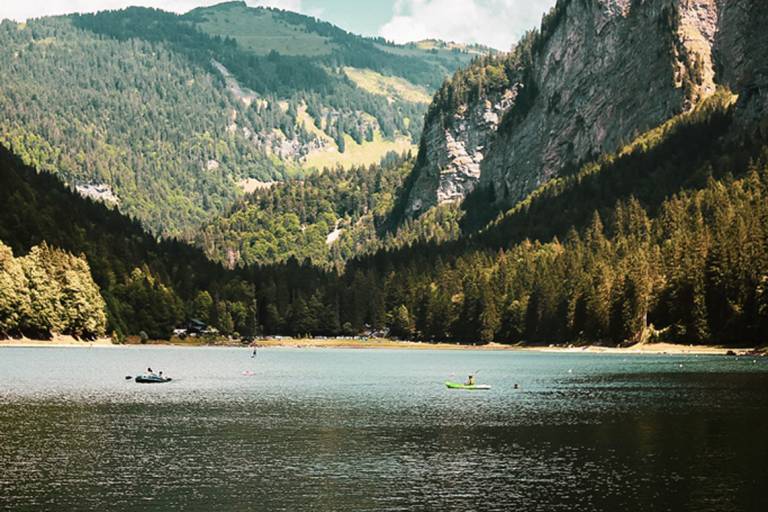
[0,2,478,236]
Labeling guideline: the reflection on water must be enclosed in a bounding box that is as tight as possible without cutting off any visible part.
[1,347,767,511]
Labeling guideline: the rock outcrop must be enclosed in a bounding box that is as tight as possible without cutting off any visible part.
[405,87,518,214]
[402,0,767,219]
[714,0,768,119]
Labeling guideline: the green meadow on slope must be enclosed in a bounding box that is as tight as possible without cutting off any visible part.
[0,2,481,237]
[4,0,768,348]
[5,88,768,345]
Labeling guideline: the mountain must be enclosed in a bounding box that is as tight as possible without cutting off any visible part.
[5,79,768,346]
[3,0,768,347]
[0,2,482,237]
[186,0,768,269]
[196,153,416,269]
[397,0,768,229]
[319,0,768,346]
[0,142,340,340]
[343,88,768,346]
[196,151,463,269]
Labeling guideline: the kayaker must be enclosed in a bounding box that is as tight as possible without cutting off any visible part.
[467,375,476,386]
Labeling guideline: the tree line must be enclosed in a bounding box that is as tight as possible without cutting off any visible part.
[0,15,286,238]
[0,242,106,339]
[3,85,768,345]
[0,6,468,239]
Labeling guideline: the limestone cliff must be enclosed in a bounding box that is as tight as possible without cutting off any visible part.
[402,0,767,219]
[714,0,768,119]
[404,86,519,214]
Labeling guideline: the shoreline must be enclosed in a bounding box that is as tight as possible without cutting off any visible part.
[0,336,764,355]
[0,334,114,348]
[253,339,766,355]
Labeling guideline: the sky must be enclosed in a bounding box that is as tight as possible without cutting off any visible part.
[0,0,557,50]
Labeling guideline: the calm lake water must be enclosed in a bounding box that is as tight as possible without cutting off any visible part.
[1,347,767,511]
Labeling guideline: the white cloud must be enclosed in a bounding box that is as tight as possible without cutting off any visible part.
[379,0,556,51]
[0,1,305,22]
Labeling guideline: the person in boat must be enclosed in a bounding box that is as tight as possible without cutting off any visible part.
[466,375,476,386]
[147,367,155,376]
[159,371,164,379]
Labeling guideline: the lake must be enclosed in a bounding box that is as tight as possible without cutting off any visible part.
[1,347,767,511]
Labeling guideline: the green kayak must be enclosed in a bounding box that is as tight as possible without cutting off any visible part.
[445,381,491,390]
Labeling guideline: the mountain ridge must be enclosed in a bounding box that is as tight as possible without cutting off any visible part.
[3,0,768,347]
[0,2,482,237]
[399,0,768,229]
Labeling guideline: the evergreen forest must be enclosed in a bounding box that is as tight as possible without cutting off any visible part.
[4,86,768,346]
[0,3,477,237]
[2,2,768,348]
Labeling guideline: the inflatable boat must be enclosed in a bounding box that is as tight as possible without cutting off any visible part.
[135,374,172,383]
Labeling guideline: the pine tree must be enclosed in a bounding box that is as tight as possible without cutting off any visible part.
[192,291,214,323]
[289,296,315,337]
[478,281,500,344]
[20,244,64,337]
[390,304,415,339]
[216,301,235,335]
[0,242,29,335]
[57,253,107,339]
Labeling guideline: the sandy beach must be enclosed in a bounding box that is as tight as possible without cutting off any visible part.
[0,334,114,348]
[251,338,765,355]
[1,335,764,355]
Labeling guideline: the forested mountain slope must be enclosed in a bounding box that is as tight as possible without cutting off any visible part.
[341,92,768,346]
[3,84,768,346]
[0,2,481,237]
[197,153,414,268]
[197,152,463,269]
[0,143,336,340]
[0,14,270,236]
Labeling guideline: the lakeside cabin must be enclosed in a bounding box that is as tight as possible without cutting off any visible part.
[173,319,217,338]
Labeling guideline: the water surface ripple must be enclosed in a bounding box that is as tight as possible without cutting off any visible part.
[1,347,766,511]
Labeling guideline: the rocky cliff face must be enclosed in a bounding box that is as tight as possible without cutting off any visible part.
[404,87,519,214]
[403,0,767,219]
[714,0,768,119]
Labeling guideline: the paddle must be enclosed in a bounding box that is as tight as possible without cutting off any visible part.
[446,370,481,385]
